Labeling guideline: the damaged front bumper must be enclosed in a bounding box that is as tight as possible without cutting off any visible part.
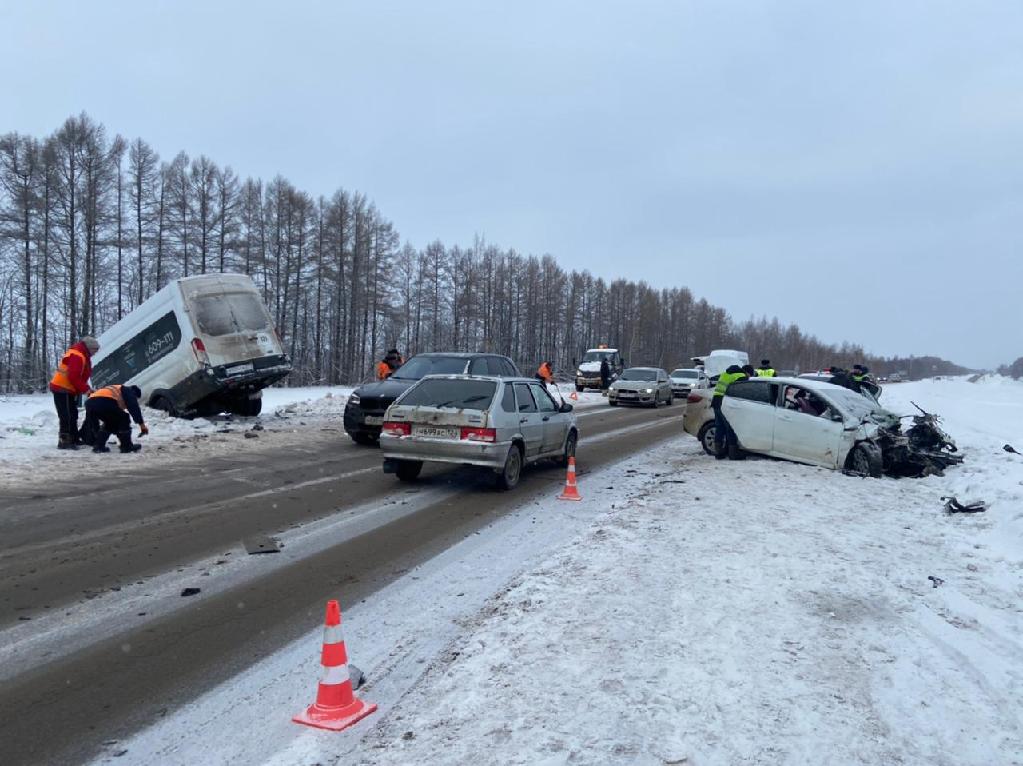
[877,411,963,478]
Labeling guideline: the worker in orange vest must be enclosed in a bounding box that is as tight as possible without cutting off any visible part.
[84,384,149,453]
[535,361,555,389]
[376,348,403,380]
[49,336,99,449]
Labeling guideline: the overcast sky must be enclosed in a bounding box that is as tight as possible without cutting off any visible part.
[5,1,1021,368]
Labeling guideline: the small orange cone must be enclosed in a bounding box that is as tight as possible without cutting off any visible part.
[293,600,377,732]
[558,456,582,501]
[569,391,579,401]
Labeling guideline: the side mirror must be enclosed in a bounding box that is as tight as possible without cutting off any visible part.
[559,402,574,413]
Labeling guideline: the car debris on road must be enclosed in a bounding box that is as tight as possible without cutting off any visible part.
[942,497,988,514]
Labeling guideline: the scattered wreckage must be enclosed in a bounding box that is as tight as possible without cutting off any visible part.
[875,401,963,478]
[682,378,964,478]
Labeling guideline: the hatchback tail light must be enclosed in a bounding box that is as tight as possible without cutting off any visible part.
[687,392,704,403]
[382,421,411,437]
[192,337,210,366]
[460,427,497,443]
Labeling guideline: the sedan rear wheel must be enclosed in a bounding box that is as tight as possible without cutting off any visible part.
[496,444,523,490]
[697,421,717,456]
[395,460,423,482]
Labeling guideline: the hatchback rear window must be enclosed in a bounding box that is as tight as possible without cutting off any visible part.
[400,379,497,410]
[192,293,271,336]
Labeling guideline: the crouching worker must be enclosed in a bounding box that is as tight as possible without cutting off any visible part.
[85,384,149,454]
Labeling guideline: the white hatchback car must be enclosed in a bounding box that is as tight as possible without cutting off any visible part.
[684,377,895,476]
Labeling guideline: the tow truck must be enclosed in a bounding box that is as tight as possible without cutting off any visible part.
[574,346,624,391]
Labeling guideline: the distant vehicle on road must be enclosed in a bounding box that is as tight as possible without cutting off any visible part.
[574,347,624,391]
[90,273,290,418]
[344,353,520,445]
[380,375,578,490]
[669,368,710,397]
[608,367,674,407]
[691,349,749,380]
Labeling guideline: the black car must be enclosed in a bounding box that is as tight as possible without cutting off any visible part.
[344,352,521,444]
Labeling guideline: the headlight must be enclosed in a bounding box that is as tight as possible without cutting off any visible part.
[348,393,361,406]
[644,388,653,393]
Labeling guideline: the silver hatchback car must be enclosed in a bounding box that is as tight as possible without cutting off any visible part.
[380,375,579,490]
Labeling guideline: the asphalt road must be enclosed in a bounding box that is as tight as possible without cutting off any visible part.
[0,402,686,765]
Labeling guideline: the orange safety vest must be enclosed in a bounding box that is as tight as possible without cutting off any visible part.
[50,348,88,393]
[537,362,554,382]
[376,361,393,381]
[89,385,127,410]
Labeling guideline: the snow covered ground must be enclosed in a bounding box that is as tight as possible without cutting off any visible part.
[0,386,354,486]
[89,376,1023,765]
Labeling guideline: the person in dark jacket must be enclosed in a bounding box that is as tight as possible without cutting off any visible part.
[711,364,748,459]
[829,366,853,390]
[599,358,611,391]
[84,384,149,454]
[49,336,99,449]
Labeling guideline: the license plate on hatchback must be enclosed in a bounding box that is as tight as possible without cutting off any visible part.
[364,415,383,426]
[413,425,458,439]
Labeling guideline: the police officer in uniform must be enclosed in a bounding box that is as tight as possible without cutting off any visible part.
[711,364,748,460]
[755,359,776,377]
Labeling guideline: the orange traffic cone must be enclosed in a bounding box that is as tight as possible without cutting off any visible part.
[569,391,579,401]
[558,456,582,501]
[293,600,377,732]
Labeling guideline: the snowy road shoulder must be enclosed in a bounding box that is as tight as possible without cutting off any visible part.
[93,377,1022,765]
[76,377,1023,765]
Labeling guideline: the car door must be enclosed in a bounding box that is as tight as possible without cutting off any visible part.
[529,382,566,454]
[721,380,778,452]
[513,383,544,457]
[773,385,846,467]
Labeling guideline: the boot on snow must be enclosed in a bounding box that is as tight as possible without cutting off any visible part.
[93,429,111,453]
[57,433,79,450]
[117,431,142,453]
[727,444,746,461]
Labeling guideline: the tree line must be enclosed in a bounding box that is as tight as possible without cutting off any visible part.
[0,112,966,393]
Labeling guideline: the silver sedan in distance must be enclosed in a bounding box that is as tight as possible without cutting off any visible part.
[608,367,674,407]
[380,375,578,490]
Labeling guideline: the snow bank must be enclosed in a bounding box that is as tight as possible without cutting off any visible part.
[0,386,352,487]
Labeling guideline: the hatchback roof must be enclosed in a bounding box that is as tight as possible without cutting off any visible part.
[747,375,847,391]
[419,373,534,383]
[414,351,508,358]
